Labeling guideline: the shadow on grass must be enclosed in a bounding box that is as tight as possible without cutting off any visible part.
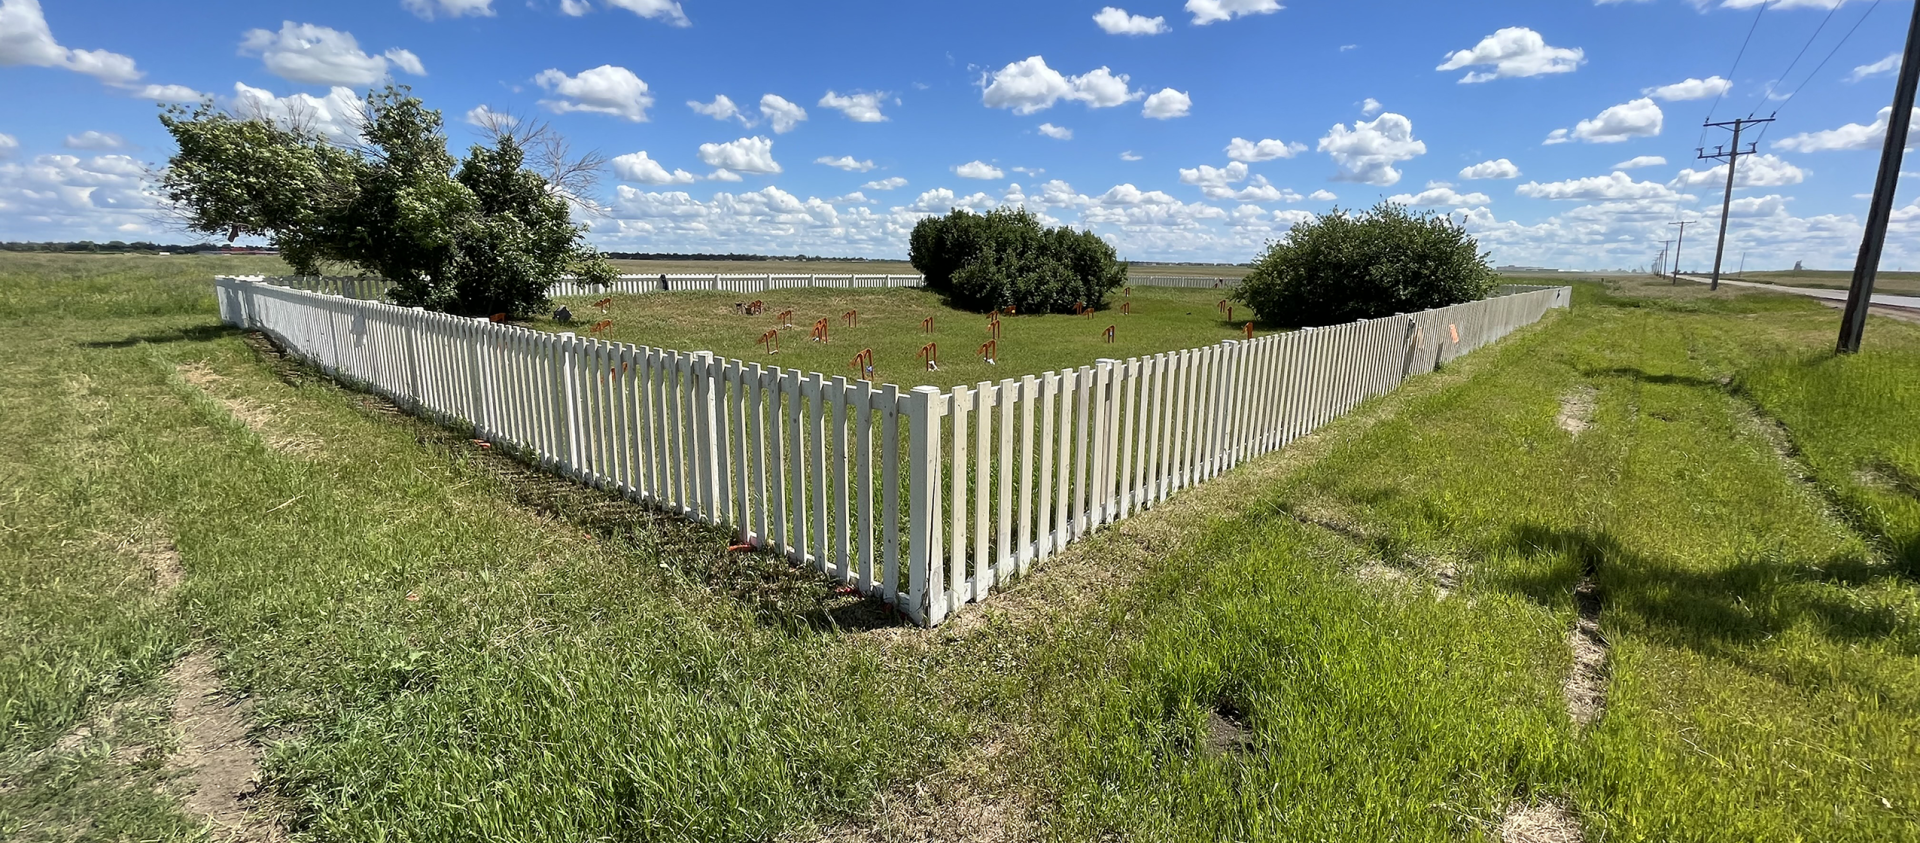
[1494,523,1914,661]
[1578,365,1728,391]
[81,323,238,349]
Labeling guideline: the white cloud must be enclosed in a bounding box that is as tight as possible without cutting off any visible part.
[954,161,1005,179]
[1361,97,1383,116]
[1094,6,1169,34]
[1544,129,1571,145]
[1643,76,1731,101]
[759,94,808,133]
[1225,137,1306,162]
[1142,88,1192,119]
[862,176,908,191]
[228,83,366,142]
[135,84,207,103]
[1552,97,1663,143]
[1670,154,1807,188]
[815,155,876,172]
[239,22,425,87]
[611,151,697,185]
[1186,0,1284,25]
[1120,151,1143,161]
[1309,189,1337,201]
[1178,160,1298,201]
[1318,112,1426,186]
[1849,54,1900,83]
[828,191,871,205]
[0,134,17,158]
[63,131,125,150]
[1612,155,1667,170]
[1039,123,1073,140]
[707,168,742,182]
[1437,27,1584,83]
[978,56,1143,114]
[559,0,591,15]
[1516,171,1686,201]
[604,0,690,26]
[818,90,888,122]
[0,152,164,240]
[688,94,748,125]
[1459,159,1520,180]
[535,65,652,121]
[1774,107,1920,152]
[906,187,998,214]
[0,0,142,85]
[697,136,781,174]
[1389,183,1492,206]
[403,0,494,19]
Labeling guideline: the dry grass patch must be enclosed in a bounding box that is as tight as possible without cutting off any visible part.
[1500,798,1585,843]
[175,361,317,457]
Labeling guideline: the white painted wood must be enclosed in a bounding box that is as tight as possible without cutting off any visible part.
[948,384,970,614]
[1016,374,1036,572]
[996,377,1016,582]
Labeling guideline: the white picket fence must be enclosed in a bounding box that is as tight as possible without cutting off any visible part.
[214,276,1569,626]
[1132,275,1243,289]
[239,273,925,302]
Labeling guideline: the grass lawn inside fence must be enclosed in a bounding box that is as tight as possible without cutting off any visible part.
[541,285,1269,391]
[5,254,1918,843]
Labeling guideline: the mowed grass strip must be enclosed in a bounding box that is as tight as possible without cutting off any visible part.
[544,285,1259,390]
[1025,280,1919,841]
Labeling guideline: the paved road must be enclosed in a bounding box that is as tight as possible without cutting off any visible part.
[1676,274,1920,309]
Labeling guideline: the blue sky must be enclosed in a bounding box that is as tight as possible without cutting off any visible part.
[2,0,1918,270]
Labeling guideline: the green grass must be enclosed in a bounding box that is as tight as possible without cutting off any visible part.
[543,285,1264,390]
[4,255,1918,842]
[1724,269,1920,296]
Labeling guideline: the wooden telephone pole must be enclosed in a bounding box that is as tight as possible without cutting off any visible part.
[1697,117,1773,291]
[1668,220,1696,284]
[1839,0,1920,352]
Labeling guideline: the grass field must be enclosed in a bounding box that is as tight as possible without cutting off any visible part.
[4,254,1917,842]
[601,259,1247,281]
[1690,269,1920,297]
[542,285,1262,390]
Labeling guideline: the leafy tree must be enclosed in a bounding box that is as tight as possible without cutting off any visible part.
[1233,202,1496,327]
[909,208,1126,314]
[158,86,613,317]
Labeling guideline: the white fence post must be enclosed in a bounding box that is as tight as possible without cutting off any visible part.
[906,385,943,626]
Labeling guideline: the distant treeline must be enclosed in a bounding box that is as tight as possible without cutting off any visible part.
[0,241,277,255]
[600,252,887,262]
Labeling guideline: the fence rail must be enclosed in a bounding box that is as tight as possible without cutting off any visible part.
[215,277,1569,626]
[235,273,926,302]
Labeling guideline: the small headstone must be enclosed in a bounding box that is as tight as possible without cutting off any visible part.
[554,306,573,324]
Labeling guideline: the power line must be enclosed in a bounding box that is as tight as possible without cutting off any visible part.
[1754,0,1847,118]
[1767,0,1884,123]
[1698,117,1774,290]
[1705,1,1773,151]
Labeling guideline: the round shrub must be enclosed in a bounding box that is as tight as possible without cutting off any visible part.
[910,208,1126,314]
[1234,201,1496,327]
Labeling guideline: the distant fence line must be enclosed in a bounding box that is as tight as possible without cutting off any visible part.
[215,276,1569,627]
[247,273,926,303]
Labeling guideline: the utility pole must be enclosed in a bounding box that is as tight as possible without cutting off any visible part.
[1658,239,1673,278]
[1839,0,1920,353]
[1668,220,1696,284]
[1697,116,1773,291]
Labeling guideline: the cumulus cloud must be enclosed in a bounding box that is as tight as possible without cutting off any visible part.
[1309,189,1337,201]
[698,136,780,174]
[229,83,366,142]
[1549,97,1663,144]
[135,84,208,103]
[818,90,888,122]
[1389,182,1492,206]
[1516,171,1686,201]
[1849,53,1900,83]
[979,56,1144,114]
[1643,76,1731,101]
[0,152,166,240]
[1319,112,1426,186]
[759,94,808,133]
[1612,155,1667,170]
[403,0,494,19]
[1142,88,1192,119]
[63,131,125,150]
[604,0,690,26]
[611,151,696,185]
[707,168,743,182]
[1039,123,1073,140]
[1186,0,1283,25]
[954,161,1005,179]
[535,65,652,121]
[862,176,908,191]
[816,155,876,172]
[0,0,141,84]
[1094,6,1169,34]
[1670,154,1806,188]
[1119,151,1143,161]
[1774,107,1920,152]
[1361,97,1383,116]
[1177,161,1299,201]
[1459,159,1520,180]
[1225,137,1306,162]
[240,22,425,87]
[688,94,747,124]
[1437,27,1583,83]
[906,187,998,214]
[0,134,17,158]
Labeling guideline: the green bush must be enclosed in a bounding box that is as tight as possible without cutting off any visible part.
[1234,201,1496,327]
[159,86,613,318]
[910,208,1126,314]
